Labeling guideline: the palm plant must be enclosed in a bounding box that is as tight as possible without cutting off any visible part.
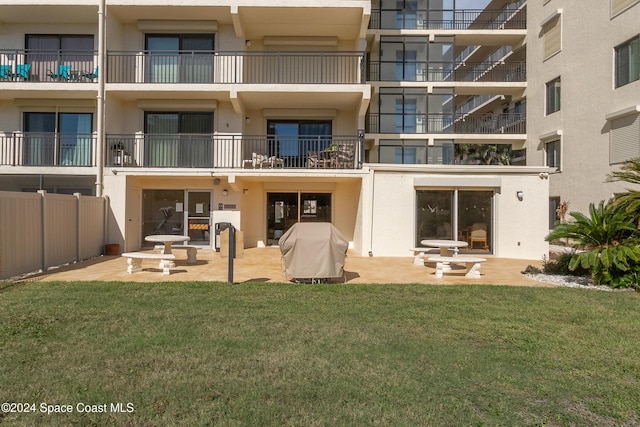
[607,158,640,225]
[546,200,640,288]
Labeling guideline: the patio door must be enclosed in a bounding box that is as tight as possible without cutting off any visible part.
[266,192,332,245]
[186,191,212,247]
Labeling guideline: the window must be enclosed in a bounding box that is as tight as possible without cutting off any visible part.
[378,87,453,134]
[545,139,561,170]
[610,113,640,164]
[267,192,331,244]
[23,112,93,166]
[549,197,561,229]
[146,34,215,83]
[26,34,94,81]
[416,189,493,252]
[615,36,640,88]
[540,12,562,59]
[267,120,332,167]
[144,112,213,167]
[546,77,561,115]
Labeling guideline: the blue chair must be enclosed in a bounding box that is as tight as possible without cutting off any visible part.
[0,65,10,80]
[11,64,31,81]
[83,66,98,81]
[48,64,71,81]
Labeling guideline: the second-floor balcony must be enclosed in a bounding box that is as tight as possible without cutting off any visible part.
[0,50,366,85]
[366,113,526,135]
[0,133,364,170]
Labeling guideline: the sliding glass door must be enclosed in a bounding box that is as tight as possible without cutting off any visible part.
[416,189,493,253]
[145,112,213,167]
[266,192,332,245]
[146,34,214,83]
[23,112,92,166]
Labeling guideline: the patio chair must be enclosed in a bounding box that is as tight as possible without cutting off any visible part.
[469,222,488,249]
[0,65,10,80]
[11,64,31,81]
[48,64,71,81]
[83,67,98,81]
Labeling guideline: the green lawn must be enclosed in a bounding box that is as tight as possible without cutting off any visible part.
[0,281,639,426]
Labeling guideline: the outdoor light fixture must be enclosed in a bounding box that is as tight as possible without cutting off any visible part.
[516,190,524,201]
[222,189,228,196]
[213,178,220,185]
[245,116,250,123]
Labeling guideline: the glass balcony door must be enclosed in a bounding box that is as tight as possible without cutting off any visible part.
[146,34,214,83]
[23,112,92,166]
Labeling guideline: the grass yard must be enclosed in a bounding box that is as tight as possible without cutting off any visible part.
[0,281,639,426]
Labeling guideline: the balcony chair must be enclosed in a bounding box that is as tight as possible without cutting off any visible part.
[11,64,31,81]
[0,65,10,80]
[83,67,98,81]
[469,222,488,250]
[48,65,71,81]
[306,151,330,168]
[335,143,355,168]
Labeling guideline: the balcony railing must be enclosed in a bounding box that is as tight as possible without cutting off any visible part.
[106,134,363,169]
[0,133,96,166]
[366,113,526,135]
[369,7,526,30]
[0,50,365,84]
[106,51,366,84]
[0,50,97,82]
[368,61,525,82]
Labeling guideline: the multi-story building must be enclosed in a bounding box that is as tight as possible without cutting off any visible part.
[526,0,640,227]
[0,0,550,260]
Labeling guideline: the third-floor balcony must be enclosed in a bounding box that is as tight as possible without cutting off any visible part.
[369,6,526,30]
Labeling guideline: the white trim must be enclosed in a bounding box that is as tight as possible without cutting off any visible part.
[539,129,563,141]
[136,100,218,110]
[414,177,501,188]
[137,20,218,32]
[605,105,640,121]
[540,9,563,28]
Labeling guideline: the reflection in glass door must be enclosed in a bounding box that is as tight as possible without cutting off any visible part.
[186,191,211,246]
[266,192,332,245]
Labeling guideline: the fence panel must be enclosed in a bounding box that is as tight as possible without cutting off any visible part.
[0,192,43,279]
[0,191,106,279]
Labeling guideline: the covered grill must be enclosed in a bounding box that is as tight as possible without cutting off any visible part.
[278,222,348,282]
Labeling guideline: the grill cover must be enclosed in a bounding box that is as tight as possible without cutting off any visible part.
[279,222,348,280]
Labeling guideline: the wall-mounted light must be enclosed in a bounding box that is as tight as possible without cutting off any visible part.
[222,189,228,196]
[213,178,220,186]
[245,116,250,124]
[539,172,549,179]
[516,190,524,201]
[243,188,249,195]
[245,40,251,47]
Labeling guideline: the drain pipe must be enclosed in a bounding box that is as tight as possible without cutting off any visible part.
[367,167,375,257]
[95,0,106,196]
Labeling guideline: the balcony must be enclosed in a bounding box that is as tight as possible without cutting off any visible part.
[0,50,366,85]
[369,7,526,30]
[368,61,525,82]
[106,134,363,170]
[106,51,366,84]
[0,50,97,82]
[0,133,96,167]
[366,113,526,135]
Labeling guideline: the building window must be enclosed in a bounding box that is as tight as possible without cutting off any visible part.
[546,77,561,115]
[378,139,453,164]
[610,113,640,164]
[545,139,561,170]
[378,87,454,134]
[549,197,561,229]
[541,12,562,59]
[615,36,640,88]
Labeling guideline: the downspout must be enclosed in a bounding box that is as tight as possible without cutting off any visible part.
[367,167,375,256]
[95,0,106,197]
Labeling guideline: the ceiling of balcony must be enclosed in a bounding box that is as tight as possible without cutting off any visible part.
[0,5,98,24]
[235,6,368,41]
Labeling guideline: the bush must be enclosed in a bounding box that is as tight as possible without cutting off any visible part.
[543,252,590,276]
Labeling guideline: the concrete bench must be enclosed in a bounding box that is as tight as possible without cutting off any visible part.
[154,244,201,265]
[122,252,176,276]
[427,255,487,278]
[411,247,439,266]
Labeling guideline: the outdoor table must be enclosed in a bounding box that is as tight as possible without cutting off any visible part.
[145,234,190,267]
[420,239,469,272]
[420,239,469,256]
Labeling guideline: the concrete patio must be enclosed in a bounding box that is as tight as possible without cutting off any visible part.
[14,247,553,287]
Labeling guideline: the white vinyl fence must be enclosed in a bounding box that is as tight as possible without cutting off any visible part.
[0,191,107,279]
